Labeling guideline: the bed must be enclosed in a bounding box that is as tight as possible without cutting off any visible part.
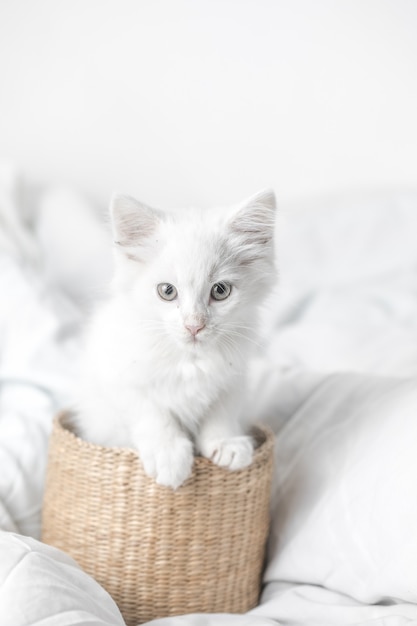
[1,165,417,625]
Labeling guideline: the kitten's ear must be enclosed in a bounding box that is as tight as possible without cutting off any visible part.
[228,189,276,261]
[110,193,162,248]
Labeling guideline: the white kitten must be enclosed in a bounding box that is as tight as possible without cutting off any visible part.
[75,190,276,489]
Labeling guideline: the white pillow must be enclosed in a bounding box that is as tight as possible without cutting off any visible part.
[0,532,125,626]
[265,373,417,604]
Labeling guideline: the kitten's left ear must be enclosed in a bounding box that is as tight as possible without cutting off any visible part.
[110,193,163,249]
[228,189,276,259]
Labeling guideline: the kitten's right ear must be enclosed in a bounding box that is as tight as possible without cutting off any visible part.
[227,189,276,265]
[110,194,162,248]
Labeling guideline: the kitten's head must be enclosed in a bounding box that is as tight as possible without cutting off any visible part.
[110,190,277,355]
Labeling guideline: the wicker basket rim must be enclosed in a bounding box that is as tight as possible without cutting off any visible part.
[54,411,274,470]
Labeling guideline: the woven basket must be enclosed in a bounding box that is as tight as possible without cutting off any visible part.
[42,413,274,625]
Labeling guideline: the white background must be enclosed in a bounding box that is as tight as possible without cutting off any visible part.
[0,0,416,208]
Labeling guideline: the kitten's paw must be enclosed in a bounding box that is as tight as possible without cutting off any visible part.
[139,437,194,490]
[201,435,254,471]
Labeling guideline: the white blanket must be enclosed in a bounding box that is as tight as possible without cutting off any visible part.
[1,166,417,625]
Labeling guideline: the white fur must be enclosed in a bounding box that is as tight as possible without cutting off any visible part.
[75,190,277,489]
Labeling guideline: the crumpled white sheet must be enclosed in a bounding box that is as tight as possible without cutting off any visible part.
[265,189,417,378]
[1,169,417,626]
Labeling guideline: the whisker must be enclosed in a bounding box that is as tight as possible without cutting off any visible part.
[219,333,249,364]
[220,323,257,333]
[222,331,263,350]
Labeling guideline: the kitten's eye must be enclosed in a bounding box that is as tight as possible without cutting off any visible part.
[157,283,178,301]
[211,282,232,301]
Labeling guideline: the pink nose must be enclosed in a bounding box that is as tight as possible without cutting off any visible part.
[185,323,205,337]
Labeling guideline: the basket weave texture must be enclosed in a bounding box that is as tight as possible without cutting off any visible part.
[42,413,274,626]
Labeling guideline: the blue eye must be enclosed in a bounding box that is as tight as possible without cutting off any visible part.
[157,283,178,301]
[211,282,231,301]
